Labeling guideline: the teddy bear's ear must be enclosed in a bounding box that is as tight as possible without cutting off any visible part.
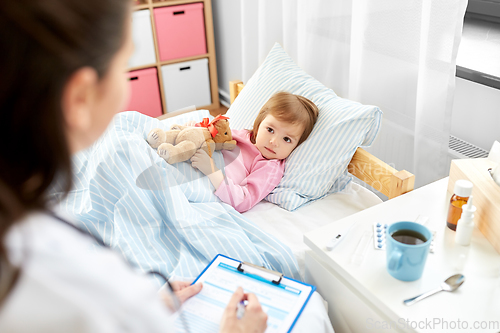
[214,119,226,129]
[220,120,230,133]
[211,118,232,143]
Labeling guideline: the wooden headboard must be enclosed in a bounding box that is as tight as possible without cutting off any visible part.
[229,80,415,199]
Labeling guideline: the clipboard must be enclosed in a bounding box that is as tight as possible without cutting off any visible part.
[174,254,316,333]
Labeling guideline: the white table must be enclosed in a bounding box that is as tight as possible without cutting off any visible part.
[304,178,500,333]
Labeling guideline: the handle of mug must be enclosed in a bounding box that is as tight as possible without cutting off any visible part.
[388,249,403,271]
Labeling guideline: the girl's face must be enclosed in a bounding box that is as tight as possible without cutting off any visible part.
[254,114,304,160]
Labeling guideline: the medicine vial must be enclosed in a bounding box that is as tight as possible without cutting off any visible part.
[446,179,473,231]
[455,196,476,246]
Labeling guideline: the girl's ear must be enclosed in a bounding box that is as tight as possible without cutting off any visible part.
[62,67,99,133]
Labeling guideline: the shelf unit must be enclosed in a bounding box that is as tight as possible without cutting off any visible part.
[130,0,219,113]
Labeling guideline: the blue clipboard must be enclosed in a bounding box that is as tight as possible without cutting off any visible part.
[189,254,316,333]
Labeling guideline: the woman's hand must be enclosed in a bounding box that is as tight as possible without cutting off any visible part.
[219,287,268,333]
[191,149,218,176]
[161,281,202,311]
[170,281,203,303]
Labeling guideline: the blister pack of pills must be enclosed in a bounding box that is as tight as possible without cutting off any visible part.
[372,222,436,253]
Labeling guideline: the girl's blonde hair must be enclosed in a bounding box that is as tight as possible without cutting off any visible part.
[250,92,319,146]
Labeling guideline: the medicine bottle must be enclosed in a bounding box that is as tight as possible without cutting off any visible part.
[455,196,476,246]
[446,179,473,231]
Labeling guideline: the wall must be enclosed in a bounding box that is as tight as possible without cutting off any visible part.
[212,0,500,151]
[212,0,242,105]
[451,78,500,151]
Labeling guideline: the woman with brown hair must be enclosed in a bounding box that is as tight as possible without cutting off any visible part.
[0,0,266,331]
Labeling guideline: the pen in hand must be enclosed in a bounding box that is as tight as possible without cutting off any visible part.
[236,300,246,319]
[220,287,268,333]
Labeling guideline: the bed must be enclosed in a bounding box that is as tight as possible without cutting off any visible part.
[49,43,414,331]
[50,42,415,282]
[158,79,415,276]
[230,81,415,272]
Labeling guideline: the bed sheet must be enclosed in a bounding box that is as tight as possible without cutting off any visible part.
[243,182,382,278]
[49,111,301,287]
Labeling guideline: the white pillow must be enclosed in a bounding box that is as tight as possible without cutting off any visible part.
[226,43,382,211]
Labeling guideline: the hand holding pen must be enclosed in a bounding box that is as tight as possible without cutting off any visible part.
[220,287,268,333]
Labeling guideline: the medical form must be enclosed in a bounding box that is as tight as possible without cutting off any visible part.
[173,254,315,333]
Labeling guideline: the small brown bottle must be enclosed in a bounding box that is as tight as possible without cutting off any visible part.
[446,179,473,231]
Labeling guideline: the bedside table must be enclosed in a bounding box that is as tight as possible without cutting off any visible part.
[304,178,500,333]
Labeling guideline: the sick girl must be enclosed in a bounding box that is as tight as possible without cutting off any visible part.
[191,92,319,213]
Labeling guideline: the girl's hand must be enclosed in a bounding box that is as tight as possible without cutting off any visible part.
[191,149,218,175]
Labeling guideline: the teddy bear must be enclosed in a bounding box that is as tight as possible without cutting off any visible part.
[147,115,237,164]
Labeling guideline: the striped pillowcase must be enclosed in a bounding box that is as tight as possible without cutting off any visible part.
[226,43,382,211]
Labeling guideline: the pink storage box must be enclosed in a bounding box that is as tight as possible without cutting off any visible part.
[123,68,163,117]
[154,3,207,61]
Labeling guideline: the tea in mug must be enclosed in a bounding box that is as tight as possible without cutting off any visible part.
[391,229,427,245]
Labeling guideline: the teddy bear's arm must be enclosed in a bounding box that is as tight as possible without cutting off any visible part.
[147,128,180,148]
[216,140,237,151]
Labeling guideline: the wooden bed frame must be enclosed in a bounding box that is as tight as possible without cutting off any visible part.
[229,80,415,199]
[156,81,414,199]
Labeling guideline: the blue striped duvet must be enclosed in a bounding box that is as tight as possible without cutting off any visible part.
[50,111,300,287]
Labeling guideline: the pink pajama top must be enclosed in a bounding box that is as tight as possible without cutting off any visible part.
[214,129,285,213]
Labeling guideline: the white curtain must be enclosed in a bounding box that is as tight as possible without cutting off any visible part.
[239,0,468,188]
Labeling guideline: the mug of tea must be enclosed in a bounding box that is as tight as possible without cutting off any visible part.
[386,221,432,281]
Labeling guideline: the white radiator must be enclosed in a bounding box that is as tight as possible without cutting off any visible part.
[446,135,489,173]
[448,135,489,159]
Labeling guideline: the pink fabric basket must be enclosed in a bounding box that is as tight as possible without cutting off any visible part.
[154,3,207,61]
[123,68,163,117]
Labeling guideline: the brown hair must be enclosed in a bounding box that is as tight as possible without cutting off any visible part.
[250,92,319,146]
[0,0,130,301]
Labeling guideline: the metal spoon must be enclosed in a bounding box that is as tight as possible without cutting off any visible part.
[403,274,465,306]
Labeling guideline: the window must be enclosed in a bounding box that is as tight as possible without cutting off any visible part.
[467,0,500,21]
[456,0,500,89]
